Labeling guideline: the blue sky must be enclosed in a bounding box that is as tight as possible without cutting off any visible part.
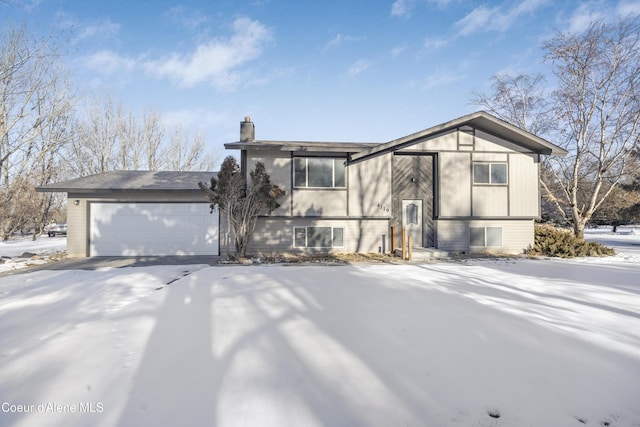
[2,0,640,159]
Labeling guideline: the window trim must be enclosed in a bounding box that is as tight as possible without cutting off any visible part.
[293,157,347,189]
[473,162,508,185]
[293,226,345,248]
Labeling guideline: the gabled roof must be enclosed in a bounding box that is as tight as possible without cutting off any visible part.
[37,170,216,193]
[350,111,567,162]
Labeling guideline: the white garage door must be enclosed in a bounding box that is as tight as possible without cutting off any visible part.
[90,203,219,256]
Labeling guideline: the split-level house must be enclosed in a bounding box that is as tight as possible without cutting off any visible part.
[38,111,566,257]
[227,111,566,255]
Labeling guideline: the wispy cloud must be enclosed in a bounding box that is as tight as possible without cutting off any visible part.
[566,1,640,33]
[424,36,450,50]
[80,17,273,91]
[76,19,121,43]
[417,70,465,90]
[617,1,640,16]
[164,6,209,30]
[567,2,607,33]
[455,0,550,36]
[2,0,43,12]
[144,17,273,89]
[391,0,415,17]
[323,33,365,52]
[163,108,229,131]
[347,59,371,76]
[83,50,136,74]
[390,45,408,56]
[391,0,456,17]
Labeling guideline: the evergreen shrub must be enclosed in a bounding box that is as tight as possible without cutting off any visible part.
[526,225,615,258]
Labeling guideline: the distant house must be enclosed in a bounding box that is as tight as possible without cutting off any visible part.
[39,111,566,257]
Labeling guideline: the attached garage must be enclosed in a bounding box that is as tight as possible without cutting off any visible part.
[89,202,218,256]
[37,170,219,257]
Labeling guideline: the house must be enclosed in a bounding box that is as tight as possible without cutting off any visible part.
[38,111,566,257]
[225,112,566,256]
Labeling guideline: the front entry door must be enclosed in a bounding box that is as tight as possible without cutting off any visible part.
[402,199,423,247]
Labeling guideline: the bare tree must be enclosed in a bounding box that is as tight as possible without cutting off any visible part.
[543,17,640,238]
[0,26,73,239]
[141,109,165,170]
[69,98,217,174]
[471,73,555,136]
[165,127,215,171]
[69,95,120,176]
[472,17,640,238]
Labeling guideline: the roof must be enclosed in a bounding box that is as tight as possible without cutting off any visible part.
[37,170,217,193]
[225,140,378,152]
[350,111,568,162]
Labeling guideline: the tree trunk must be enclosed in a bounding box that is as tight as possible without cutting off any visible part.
[573,219,586,239]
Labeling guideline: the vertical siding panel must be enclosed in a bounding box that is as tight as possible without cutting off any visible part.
[348,153,392,217]
[67,196,87,257]
[439,152,471,217]
[509,153,539,217]
[472,187,509,216]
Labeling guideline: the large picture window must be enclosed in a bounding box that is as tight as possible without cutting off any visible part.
[473,163,507,185]
[294,226,345,248]
[294,158,346,188]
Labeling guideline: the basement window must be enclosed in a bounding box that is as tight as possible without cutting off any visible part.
[473,163,507,185]
[470,227,502,247]
[294,227,345,248]
[294,158,346,188]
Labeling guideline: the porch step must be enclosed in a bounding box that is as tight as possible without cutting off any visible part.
[393,247,449,261]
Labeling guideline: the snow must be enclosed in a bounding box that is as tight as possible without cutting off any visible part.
[0,236,66,273]
[0,233,639,426]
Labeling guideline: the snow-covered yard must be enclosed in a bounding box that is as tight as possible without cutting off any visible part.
[0,233,639,426]
[0,236,66,273]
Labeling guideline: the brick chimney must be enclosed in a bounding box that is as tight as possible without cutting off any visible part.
[240,116,255,142]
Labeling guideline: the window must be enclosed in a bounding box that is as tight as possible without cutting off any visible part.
[470,227,502,247]
[473,163,507,184]
[293,158,346,188]
[294,227,345,248]
[406,203,419,225]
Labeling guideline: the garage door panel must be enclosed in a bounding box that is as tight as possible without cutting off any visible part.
[90,203,219,256]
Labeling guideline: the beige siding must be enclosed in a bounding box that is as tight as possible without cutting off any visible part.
[66,198,87,257]
[398,131,457,152]
[472,186,508,216]
[509,153,539,217]
[436,219,534,253]
[459,131,474,146]
[348,153,392,217]
[475,130,531,153]
[67,191,210,257]
[247,151,291,216]
[292,189,347,216]
[472,152,508,162]
[439,152,471,216]
[247,218,389,254]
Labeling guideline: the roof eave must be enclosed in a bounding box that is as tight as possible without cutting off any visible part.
[36,187,205,193]
[225,140,377,153]
[350,111,567,162]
